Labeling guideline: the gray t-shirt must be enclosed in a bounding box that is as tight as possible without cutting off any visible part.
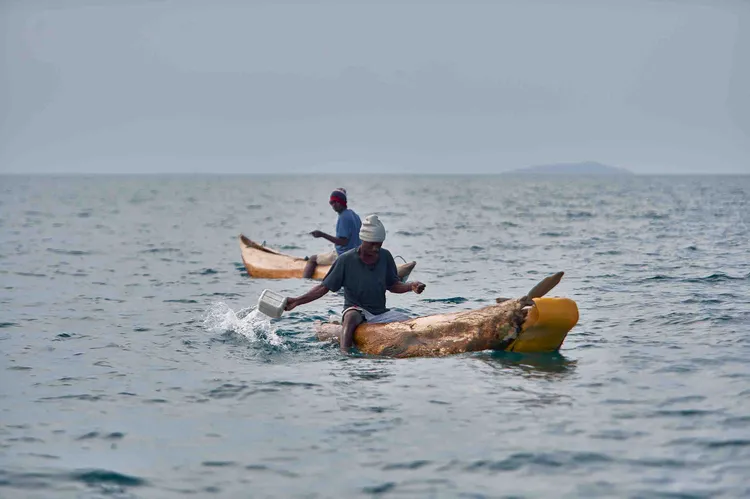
[322,247,400,315]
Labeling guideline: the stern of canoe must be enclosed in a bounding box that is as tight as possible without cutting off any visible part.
[508,297,579,352]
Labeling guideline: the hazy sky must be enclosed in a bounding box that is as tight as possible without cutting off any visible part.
[1,0,748,174]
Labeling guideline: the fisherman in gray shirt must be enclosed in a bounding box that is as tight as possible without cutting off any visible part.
[285,214,426,352]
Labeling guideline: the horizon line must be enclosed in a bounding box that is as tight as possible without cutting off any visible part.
[1,171,748,176]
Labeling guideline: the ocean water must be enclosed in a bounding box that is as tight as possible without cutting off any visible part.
[1,174,749,498]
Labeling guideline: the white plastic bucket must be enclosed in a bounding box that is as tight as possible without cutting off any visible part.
[257,289,288,318]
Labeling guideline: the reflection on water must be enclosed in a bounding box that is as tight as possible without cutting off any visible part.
[474,351,578,379]
[335,357,396,383]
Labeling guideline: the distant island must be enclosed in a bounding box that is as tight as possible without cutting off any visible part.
[507,161,634,175]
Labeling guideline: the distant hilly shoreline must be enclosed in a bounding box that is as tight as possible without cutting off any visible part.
[506,161,635,175]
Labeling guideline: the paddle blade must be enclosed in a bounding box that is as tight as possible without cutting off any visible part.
[525,272,564,299]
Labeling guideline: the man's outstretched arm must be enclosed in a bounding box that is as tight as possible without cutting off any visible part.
[388,281,426,294]
[285,284,330,311]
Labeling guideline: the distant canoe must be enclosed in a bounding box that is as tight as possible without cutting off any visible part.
[315,296,579,358]
[239,234,417,281]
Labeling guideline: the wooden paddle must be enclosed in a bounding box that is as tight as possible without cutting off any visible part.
[496,271,565,305]
[525,271,564,299]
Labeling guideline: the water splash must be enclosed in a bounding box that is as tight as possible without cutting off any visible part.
[203,302,284,347]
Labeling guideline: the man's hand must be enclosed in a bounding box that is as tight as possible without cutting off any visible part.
[310,230,324,238]
[284,298,298,311]
[410,281,426,294]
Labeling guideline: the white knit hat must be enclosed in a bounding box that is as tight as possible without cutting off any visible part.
[359,214,386,243]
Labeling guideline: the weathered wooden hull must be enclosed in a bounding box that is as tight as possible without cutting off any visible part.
[239,234,417,281]
[314,297,579,358]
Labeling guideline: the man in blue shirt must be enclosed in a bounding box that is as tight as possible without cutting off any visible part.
[287,214,426,352]
[303,188,362,278]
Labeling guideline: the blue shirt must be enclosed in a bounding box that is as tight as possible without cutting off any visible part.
[335,209,361,255]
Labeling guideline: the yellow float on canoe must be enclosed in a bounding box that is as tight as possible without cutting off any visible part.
[315,273,579,358]
[239,234,417,281]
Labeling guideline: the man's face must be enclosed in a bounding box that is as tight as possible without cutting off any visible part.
[360,241,382,262]
[329,200,344,213]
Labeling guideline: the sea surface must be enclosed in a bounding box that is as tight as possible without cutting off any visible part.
[1,174,749,498]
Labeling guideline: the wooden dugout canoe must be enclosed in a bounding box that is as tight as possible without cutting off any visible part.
[314,274,579,358]
[239,234,417,281]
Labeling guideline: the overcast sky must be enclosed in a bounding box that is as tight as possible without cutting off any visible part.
[1,0,748,174]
